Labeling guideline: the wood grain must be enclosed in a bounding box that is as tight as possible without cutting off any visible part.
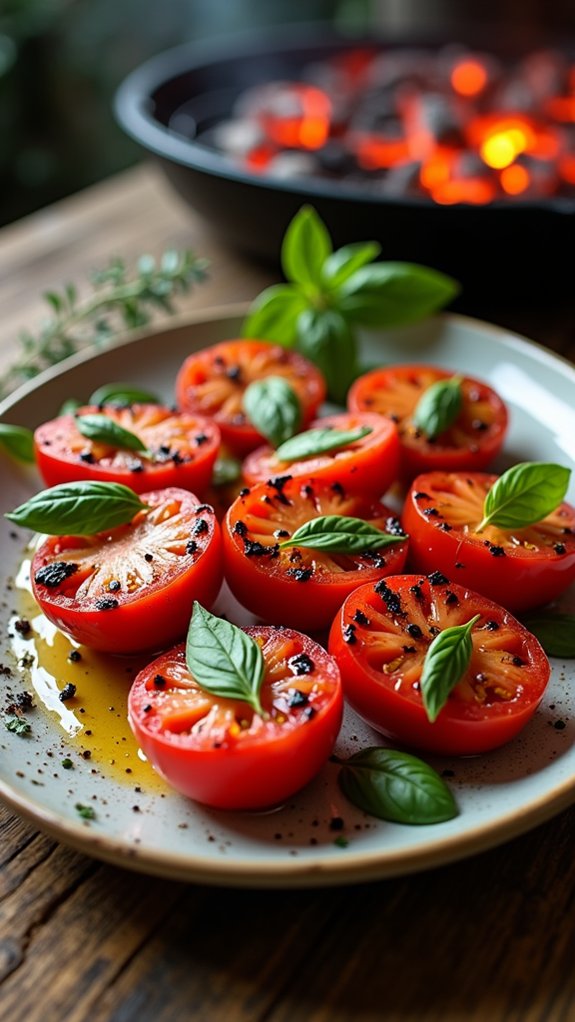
[1,163,575,1021]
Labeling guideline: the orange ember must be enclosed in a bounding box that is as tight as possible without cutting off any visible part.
[500,164,530,195]
[259,85,331,150]
[451,59,488,97]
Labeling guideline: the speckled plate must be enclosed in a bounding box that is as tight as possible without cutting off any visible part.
[1,305,574,888]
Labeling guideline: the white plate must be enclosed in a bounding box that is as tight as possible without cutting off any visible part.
[1,305,574,888]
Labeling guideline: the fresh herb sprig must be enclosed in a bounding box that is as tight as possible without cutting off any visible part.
[1,250,208,399]
[243,207,459,404]
[477,463,571,532]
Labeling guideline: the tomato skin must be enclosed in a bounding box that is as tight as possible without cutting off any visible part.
[223,477,409,631]
[128,627,343,809]
[329,575,550,756]
[402,471,575,613]
[175,339,326,456]
[31,488,223,653]
[347,364,508,480]
[34,404,221,496]
[242,412,400,496]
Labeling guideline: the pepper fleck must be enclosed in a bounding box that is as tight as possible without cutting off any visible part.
[406,623,423,639]
[95,598,119,611]
[343,623,357,644]
[428,570,450,585]
[353,609,370,625]
[34,562,78,588]
[288,653,314,675]
[59,683,77,702]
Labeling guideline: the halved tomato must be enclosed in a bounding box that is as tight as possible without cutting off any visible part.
[347,364,507,480]
[402,471,575,613]
[175,339,326,456]
[329,574,550,755]
[128,626,343,809]
[242,411,400,496]
[34,404,220,495]
[223,477,409,631]
[31,488,223,653]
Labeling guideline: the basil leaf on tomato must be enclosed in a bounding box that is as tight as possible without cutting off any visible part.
[338,747,458,824]
[89,383,161,406]
[420,614,480,723]
[242,377,302,447]
[413,376,462,440]
[6,481,148,535]
[0,424,35,464]
[279,515,406,554]
[275,425,372,462]
[478,463,571,532]
[75,414,149,455]
[521,612,575,658]
[186,603,265,716]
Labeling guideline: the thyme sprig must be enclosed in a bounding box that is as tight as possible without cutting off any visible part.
[1,249,208,399]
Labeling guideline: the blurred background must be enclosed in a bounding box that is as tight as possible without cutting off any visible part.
[1,0,573,227]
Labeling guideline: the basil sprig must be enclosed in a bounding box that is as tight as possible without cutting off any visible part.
[76,414,149,456]
[279,515,406,554]
[477,463,571,532]
[242,206,459,403]
[186,603,265,716]
[338,747,458,825]
[421,614,480,723]
[521,613,575,658]
[413,375,462,440]
[89,382,161,406]
[0,423,35,464]
[275,425,372,462]
[243,377,302,447]
[6,481,148,535]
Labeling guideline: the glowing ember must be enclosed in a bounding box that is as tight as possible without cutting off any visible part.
[186,44,575,205]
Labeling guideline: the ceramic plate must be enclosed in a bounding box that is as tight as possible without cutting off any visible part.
[1,306,574,888]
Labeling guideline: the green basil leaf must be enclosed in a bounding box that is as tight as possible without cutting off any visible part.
[279,514,406,554]
[477,463,571,532]
[242,377,302,447]
[281,206,333,288]
[59,398,82,415]
[421,614,481,723]
[296,307,359,405]
[322,241,381,290]
[0,424,35,464]
[520,613,575,658]
[212,455,242,487]
[89,383,161,406]
[412,376,462,440]
[338,747,458,825]
[76,414,148,455]
[6,481,148,535]
[337,262,460,328]
[186,603,265,716]
[275,425,372,462]
[241,284,307,347]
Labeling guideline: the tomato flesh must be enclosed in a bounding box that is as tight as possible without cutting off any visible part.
[402,471,575,612]
[128,627,343,809]
[329,575,550,755]
[31,488,223,653]
[223,476,409,631]
[242,411,400,496]
[347,364,508,479]
[175,339,326,456]
[34,404,220,495]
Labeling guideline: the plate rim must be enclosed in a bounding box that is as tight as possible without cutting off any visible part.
[1,305,575,887]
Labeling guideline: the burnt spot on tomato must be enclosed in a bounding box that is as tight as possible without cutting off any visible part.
[438,522,453,531]
[343,623,357,644]
[95,598,119,611]
[429,625,440,636]
[35,561,79,588]
[274,529,290,538]
[239,487,250,497]
[353,609,370,626]
[428,570,450,586]
[288,652,314,676]
[195,504,213,514]
[154,674,166,688]
[484,620,499,630]
[194,433,209,446]
[226,364,242,382]
[302,484,314,498]
[414,492,430,500]
[193,518,209,536]
[234,520,248,537]
[423,507,440,517]
[455,562,465,569]
[445,590,459,605]
[128,460,145,473]
[511,655,524,667]
[483,541,506,557]
[287,688,310,707]
[406,623,423,639]
[288,549,303,563]
[331,482,345,498]
[402,644,417,653]
[144,553,153,563]
[302,705,316,721]
[385,516,404,536]
[268,476,292,505]
[410,582,423,600]
[108,580,121,592]
[363,551,387,569]
[79,451,96,464]
[243,539,279,559]
[472,419,489,432]
[554,543,567,554]
[186,539,198,554]
[286,566,314,582]
[374,579,404,616]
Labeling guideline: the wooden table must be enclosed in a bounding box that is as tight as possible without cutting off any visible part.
[1,164,575,1022]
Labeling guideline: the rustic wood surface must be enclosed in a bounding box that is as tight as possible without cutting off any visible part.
[1,163,575,1022]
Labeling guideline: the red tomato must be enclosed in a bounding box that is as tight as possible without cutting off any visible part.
[31,488,223,653]
[347,364,508,480]
[223,477,409,631]
[242,412,400,496]
[34,404,220,495]
[175,339,326,456]
[128,626,343,809]
[329,574,550,756]
[402,471,575,613]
